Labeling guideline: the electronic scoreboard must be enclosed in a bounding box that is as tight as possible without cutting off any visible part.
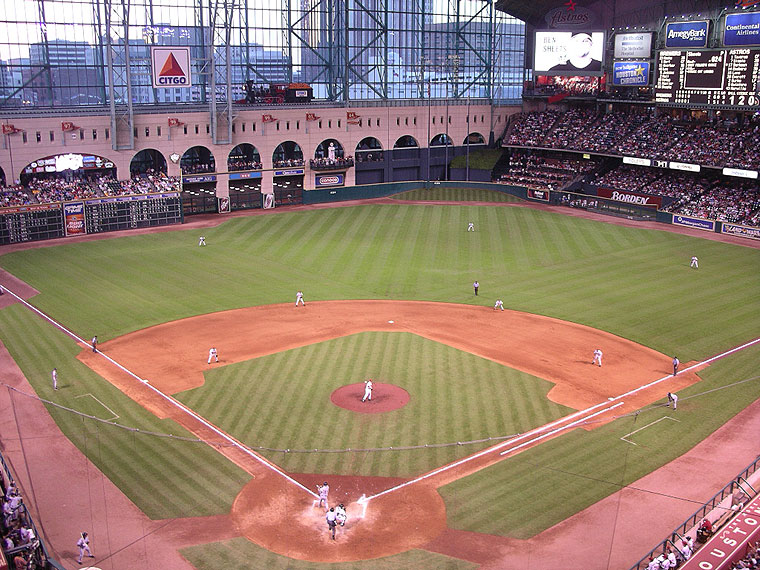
[655,48,760,107]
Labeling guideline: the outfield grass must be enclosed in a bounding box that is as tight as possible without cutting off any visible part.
[177,332,573,477]
[1,203,757,359]
[180,538,477,570]
[0,193,758,545]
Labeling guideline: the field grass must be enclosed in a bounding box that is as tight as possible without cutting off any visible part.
[180,538,477,570]
[440,342,760,537]
[0,302,251,519]
[0,192,759,547]
[176,332,573,477]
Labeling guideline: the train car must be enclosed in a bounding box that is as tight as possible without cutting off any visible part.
[240,82,313,104]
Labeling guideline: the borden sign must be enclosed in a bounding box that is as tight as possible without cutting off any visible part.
[151,47,192,88]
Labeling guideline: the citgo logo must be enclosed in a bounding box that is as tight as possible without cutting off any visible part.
[151,47,191,88]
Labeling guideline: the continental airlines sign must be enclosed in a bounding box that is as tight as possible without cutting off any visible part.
[151,47,192,88]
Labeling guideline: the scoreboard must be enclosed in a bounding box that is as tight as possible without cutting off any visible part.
[0,193,182,245]
[82,192,182,234]
[0,203,65,245]
[655,48,760,107]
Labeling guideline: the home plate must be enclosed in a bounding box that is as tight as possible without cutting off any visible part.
[388,320,394,323]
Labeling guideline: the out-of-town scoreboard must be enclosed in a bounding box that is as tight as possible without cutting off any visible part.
[0,193,182,245]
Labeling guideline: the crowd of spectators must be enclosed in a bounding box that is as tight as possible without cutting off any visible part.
[227,159,262,171]
[309,156,355,170]
[506,109,760,171]
[497,154,596,191]
[180,162,215,174]
[26,175,99,204]
[663,179,760,224]
[273,158,304,168]
[0,186,34,208]
[0,170,181,207]
[1,480,46,569]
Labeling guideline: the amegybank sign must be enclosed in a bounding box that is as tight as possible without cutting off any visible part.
[151,47,192,88]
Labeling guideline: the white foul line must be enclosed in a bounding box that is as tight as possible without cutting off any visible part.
[365,334,760,503]
[2,286,317,498]
[366,402,624,501]
[620,416,680,446]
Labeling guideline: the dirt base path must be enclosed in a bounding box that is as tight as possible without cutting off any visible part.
[72,300,702,563]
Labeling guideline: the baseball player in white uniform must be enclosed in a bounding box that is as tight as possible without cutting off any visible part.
[493,299,504,311]
[316,481,329,509]
[667,392,678,410]
[690,256,698,268]
[76,532,94,563]
[335,503,347,526]
[362,379,373,402]
[198,236,206,246]
[467,222,474,232]
[208,347,218,364]
[51,368,58,390]
[593,349,603,367]
[295,290,305,306]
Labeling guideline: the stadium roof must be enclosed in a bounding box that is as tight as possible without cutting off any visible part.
[494,0,567,26]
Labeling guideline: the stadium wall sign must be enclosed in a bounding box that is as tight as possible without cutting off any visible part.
[721,222,760,240]
[665,21,709,48]
[315,174,345,187]
[597,187,662,207]
[151,47,192,88]
[543,5,596,29]
[672,215,715,231]
[684,493,760,569]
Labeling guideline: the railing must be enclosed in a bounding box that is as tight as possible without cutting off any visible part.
[629,454,760,570]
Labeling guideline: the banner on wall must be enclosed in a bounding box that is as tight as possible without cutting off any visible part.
[63,202,86,236]
[724,12,760,46]
[315,174,345,187]
[151,47,191,88]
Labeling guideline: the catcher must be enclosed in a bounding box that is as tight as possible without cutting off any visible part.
[335,503,347,527]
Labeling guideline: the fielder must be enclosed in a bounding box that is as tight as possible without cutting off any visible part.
[467,222,474,232]
[667,392,678,410]
[208,347,218,364]
[493,299,504,311]
[198,236,206,246]
[690,256,698,268]
[316,481,329,509]
[51,368,58,390]
[593,349,603,367]
[362,379,373,402]
[295,290,305,306]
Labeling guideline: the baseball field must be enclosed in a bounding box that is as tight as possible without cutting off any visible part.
[0,188,759,569]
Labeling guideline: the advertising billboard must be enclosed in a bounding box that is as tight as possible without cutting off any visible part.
[724,12,760,46]
[664,21,709,48]
[534,31,605,76]
[613,32,653,58]
[612,61,650,86]
[151,47,192,88]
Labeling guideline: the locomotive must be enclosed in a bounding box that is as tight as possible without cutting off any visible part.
[241,81,313,104]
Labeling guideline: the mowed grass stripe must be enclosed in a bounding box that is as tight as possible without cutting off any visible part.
[181,536,478,570]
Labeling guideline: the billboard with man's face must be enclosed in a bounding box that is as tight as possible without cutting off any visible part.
[534,31,605,76]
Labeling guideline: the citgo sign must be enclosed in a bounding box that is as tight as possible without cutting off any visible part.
[151,47,192,88]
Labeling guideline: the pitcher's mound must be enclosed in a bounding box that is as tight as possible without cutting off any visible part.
[331,383,410,413]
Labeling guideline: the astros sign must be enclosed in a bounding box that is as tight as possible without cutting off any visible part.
[151,47,192,88]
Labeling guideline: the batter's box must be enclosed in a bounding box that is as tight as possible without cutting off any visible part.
[74,393,120,422]
[620,416,680,446]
